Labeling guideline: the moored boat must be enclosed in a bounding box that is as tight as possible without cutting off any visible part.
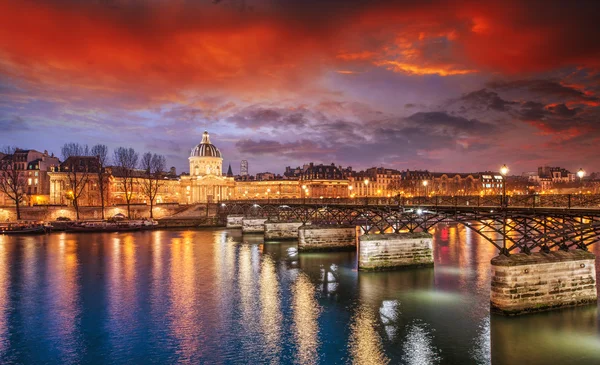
[66,219,158,233]
[0,223,50,235]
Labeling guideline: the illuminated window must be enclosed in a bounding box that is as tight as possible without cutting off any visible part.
[35,179,38,185]
[28,178,32,185]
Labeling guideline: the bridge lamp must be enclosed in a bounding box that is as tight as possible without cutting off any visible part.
[577,168,585,191]
[500,164,508,207]
[416,208,423,215]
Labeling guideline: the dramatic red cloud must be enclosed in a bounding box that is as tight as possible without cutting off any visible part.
[0,0,598,104]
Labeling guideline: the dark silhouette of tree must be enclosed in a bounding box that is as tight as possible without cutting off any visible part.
[61,143,92,220]
[0,146,26,220]
[91,144,109,219]
[140,152,166,219]
[113,147,139,218]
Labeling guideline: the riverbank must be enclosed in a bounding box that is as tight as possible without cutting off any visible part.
[0,203,218,222]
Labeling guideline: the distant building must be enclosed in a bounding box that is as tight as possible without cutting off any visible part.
[240,160,248,176]
[537,166,575,183]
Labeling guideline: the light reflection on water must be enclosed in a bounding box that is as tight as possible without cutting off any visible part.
[0,228,599,364]
[0,236,8,355]
[292,273,321,365]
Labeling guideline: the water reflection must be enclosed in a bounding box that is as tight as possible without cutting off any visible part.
[349,304,389,365]
[0,236,8,354]
[491,306,600,364]
[169,232,201,362]
[107,234,138,358]
[239,244,260,336]
[45,234,81,363]
[0,228,598,364]
[259,255,282,363]
[293,273,321,365]
[402,321,441,365]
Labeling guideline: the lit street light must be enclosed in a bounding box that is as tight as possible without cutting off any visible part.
[364,178,369,205]
[577,168,585,192]
[500,164,509,207]
[422,180,428,197]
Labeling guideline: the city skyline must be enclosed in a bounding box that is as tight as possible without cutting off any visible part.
[2,0,600,174]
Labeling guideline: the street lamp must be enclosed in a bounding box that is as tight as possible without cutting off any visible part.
[302,184,307,203]
[348,185,353,199]
[422,180,428,197]
[500,164,509,207]
[577,168,585,192]
[364,179,369,205]
[267,188,271,203]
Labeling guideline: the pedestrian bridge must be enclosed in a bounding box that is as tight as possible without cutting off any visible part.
[219,195,600,315]
[219,195,600,256]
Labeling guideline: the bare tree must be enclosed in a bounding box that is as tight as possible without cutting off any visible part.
[91,144,109,219]
[140,152,166,219]
[61,143,92,220]
[113,147,139,218]
[0,146,26,220]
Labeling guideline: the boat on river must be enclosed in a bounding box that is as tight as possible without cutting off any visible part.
[0,223,50,235]
[66,219,158,233]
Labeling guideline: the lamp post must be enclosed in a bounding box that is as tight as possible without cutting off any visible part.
[267,188,271,204]
[577,168,585,193]
[302,184,307,203]
[500,164,509,207]
[364,178,369,205]
[422,180,428,197]
[348,185,353,199]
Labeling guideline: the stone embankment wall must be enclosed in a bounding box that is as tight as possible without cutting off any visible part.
[298,225,356,251]
[0,204,185,221]
[242,218,268,233]
[358,232,434,271]
[491,250,597,315]
[264,222,304,240]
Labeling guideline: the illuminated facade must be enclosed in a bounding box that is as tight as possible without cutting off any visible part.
[179,131,235,203]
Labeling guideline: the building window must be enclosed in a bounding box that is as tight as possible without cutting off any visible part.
[28,178,32,185]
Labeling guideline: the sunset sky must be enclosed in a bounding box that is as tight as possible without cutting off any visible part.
[1,0,599,175]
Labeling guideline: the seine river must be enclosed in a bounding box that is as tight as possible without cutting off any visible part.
[0,227,599,364]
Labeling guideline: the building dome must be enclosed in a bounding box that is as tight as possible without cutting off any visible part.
[190,131,222,158]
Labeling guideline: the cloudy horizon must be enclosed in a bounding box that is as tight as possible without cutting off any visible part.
[2,0,599,176]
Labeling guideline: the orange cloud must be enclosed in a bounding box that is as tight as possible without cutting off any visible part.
[374,61,477,76]
[0,0,598,106]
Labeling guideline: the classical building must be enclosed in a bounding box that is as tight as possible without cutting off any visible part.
[0,149,59,206]
[180,131,235,203]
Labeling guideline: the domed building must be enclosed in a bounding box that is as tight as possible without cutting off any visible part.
[180,131,235,203]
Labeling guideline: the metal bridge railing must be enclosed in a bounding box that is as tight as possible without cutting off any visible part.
[220,194,600,209]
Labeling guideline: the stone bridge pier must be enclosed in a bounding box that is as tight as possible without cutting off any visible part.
[490,250,597,315]
[264,221,304,241]
[298,225,357,252]
[241,218,268,233]
[358,232,434,271]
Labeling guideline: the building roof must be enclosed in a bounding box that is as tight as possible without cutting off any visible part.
[190,131,222,158]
